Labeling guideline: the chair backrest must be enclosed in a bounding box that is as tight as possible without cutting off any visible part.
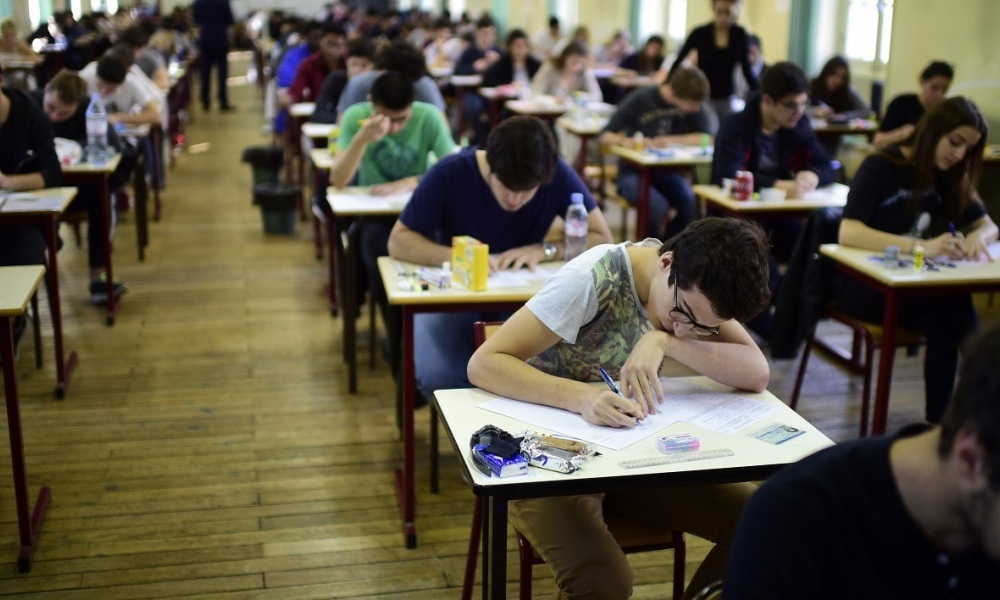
[691,580,723,600]
[870,79,885,120]
[473,321,505,348]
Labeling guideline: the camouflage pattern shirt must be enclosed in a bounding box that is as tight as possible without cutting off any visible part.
[526,239,661,383]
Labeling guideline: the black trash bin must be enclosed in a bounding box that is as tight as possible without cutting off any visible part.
[241,146,283,197]
[253,182,301,235]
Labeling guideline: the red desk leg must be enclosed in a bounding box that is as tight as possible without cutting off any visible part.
[99,173,118,326]
[396,307,417,548]
[575,133,589,176]
[871,291,900,435]
[2,318,51,573]
[326,216,339,316]
[42,219,77,398]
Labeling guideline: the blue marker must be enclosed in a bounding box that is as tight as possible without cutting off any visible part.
[598,367,624,397]
[948,221,957,237]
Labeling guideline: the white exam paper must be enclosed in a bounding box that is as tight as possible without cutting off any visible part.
[478,378,779,450]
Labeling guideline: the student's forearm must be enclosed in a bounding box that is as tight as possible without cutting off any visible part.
[663,332,769,392]
[0,172,45,191]
[872,126,911,149]
[839,218,916,253]
[468,350,597,412]
[387,227,451,266]
[330,140,366,188]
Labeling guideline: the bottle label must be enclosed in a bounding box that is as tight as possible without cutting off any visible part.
[566,222,588,237]
[87,119,108,138]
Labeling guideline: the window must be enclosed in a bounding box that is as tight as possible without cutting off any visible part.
[844,0,893,64]
[667,0,688,43]
[420,0,438,12]
[449,0,466,18]
[637,0,665,46]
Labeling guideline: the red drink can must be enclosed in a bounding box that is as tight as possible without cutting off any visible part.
[733,171,754,201]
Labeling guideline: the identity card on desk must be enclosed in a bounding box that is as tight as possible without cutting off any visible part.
[478,377,779,450]
[0,192,67,212]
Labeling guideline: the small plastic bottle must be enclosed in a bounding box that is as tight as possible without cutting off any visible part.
[441,261,452,289]
[564,193,588,261]
[85,94,110,166]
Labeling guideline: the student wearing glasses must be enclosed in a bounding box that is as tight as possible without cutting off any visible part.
[468,217,772,599]
[711,61,835,336]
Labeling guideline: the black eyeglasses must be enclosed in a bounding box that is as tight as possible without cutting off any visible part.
[670,285,720,336]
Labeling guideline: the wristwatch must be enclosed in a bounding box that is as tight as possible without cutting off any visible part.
[542,242,558,262]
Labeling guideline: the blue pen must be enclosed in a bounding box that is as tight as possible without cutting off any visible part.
[948,221,957,237]
[598,367,624,397]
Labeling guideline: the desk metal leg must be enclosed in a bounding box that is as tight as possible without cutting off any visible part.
[341,220,358,393]
[151,126,163,221]
[2,318,51,573]
[327,216,340,316]
[133,147,149,262]
[483,496,507,599]
[395,306,417,548]
[636,166,651,240]
[43,220,77,398]
[99,174,118,326]
[575,134,589,176]
[871,291,900,435]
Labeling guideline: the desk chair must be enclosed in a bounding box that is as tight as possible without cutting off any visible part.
[459,321,686,600]
[691,580,723,600]
[790,309,923,436]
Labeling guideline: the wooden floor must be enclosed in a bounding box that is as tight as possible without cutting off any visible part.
[1,68,997,598]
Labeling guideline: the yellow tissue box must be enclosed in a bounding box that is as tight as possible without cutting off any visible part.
[452,236,489,291]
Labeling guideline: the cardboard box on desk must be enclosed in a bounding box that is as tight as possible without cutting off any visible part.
[452,235,489,291]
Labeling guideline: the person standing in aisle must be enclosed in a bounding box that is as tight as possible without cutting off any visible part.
[193,0,236,111]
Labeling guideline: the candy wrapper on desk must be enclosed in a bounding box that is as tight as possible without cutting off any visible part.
[519,431,597,474]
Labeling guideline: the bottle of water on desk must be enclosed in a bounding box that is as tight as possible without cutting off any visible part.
[85,94,110,166]
[564,192,588,261]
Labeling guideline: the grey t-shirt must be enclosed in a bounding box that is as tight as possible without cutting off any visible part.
[336,71,446,116]
[602,85,710,138]
[135,48,165,81]
[526,239,661,383]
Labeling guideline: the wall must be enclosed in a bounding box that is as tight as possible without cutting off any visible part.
[885,0,1000,141]
[680,0,788,61]
[578,0,628,53]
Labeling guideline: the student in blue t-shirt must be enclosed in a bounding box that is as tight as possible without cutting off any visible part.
[387,116,614,404]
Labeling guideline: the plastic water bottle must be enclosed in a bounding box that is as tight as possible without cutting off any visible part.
[85,94,110,166]
[564,192,588,261]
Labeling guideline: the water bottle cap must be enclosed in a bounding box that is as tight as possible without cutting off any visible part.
[571,192,584,204]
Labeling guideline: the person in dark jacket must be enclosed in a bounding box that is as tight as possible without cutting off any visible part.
[482,29,541,89]
[0,63,60,270]
[712,61,834,337]
[669,0,759,133]
[29,68,133,303]
[193,0,235,111]
[310,37,375,124]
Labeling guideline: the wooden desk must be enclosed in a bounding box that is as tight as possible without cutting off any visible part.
[608,145,713,237]
[287,103,316,210]
[819,243,1000,434]
[62,154,123,325]
[301,122,338,148]
[810,118,878,143]
[0,187,80,397]
[329,190,410,392]
[0,265,52,572]
[436,377,834,599]
[378,256,559,549]
[478,87,519,127]
[555,115,609,175]
[505,100,569,121]
[984,145,1000,164]
[309,147,336,265]
[694,183,849,219]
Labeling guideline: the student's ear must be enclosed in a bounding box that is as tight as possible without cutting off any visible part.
[952,429,991,491]
[659,251,673,271]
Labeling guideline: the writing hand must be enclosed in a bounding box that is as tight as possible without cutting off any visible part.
[925,232,967,260]
[619,330,669,415]
[494,244,543,272]
[962,232,992,262]
[579,388,643,428]
[795,170,819,194]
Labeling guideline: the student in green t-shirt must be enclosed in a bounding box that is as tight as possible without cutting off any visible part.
[331,70,455,194]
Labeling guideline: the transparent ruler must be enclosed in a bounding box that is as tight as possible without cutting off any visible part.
[620,448,734,469]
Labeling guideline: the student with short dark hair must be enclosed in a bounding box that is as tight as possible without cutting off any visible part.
[468,217,772,599]
[310,37,375,124]
[288,22,346,104]
[387,116,613,403]
[79,52,163,126]
[336,40,445,117]
[601,66,712,240]
[874,60,955,149]
[712,61,834,336]
[725,316,1000,599]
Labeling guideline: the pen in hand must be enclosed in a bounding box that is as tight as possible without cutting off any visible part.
[599,366,643,422]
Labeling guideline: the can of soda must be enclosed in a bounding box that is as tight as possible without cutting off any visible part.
[733,171,754,201]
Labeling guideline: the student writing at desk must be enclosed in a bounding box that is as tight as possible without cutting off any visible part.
[874,60,953,150]
[725,318,1000,599]
[0,63,61,350]
[712,61,834,337]
[387,116,613,406]
[467,218,772,599]
[836,97,998,423]
[600,66,712,240]
[30,69,134,304]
